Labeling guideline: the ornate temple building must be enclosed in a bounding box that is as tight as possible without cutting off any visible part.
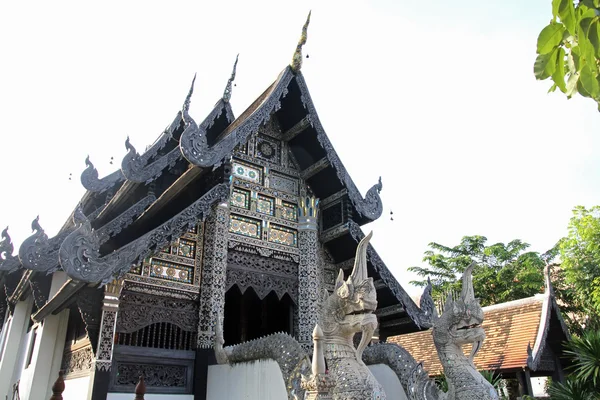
[0,16,431,400]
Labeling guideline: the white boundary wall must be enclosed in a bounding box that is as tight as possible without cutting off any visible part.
[207,360,287,400]
[369,364,408,400]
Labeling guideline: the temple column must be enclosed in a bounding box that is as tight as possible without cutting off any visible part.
[16,272,70,400]
[0,295,33,399]
[90,279,123,400]
[197,202,230,348]
[195,202,229,400]
[297,196,320,352]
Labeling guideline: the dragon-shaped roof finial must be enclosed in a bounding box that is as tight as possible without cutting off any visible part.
[290,11,311,73]
[0,226,13,257]
[222,55,239,103]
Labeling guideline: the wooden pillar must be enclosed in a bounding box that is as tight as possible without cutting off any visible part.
[297,196,320,352]
[90,279,123,400]
[517,369,533,397]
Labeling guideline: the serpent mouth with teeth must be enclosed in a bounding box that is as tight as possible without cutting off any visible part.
[457,323,480,330]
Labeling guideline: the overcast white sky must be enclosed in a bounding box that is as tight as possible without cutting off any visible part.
[1,0,599,296]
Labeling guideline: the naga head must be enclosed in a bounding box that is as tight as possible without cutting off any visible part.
[322,231,378,357]
[433,263,485,355]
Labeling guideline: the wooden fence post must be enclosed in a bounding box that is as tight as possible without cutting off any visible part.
[134,375,146,400]
[49,370,65,400]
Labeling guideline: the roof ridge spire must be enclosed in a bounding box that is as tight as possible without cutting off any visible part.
[290,11,311,73]
[223,54,239,103]
[183,73,196,116]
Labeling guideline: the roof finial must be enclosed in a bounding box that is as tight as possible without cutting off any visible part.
[223,54,239,103]
[183,74,196,115]
[544,263,555,296]
[291,11,311,73]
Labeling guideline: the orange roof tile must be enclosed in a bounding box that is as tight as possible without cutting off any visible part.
[388,295,545,375]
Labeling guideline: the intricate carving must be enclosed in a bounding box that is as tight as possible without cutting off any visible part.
[59,183,229,284]
[297,209,320,349]
[61,344,94,378]
[347,220,430,329]
[197,204,230,348]
[95,194,156,243]
[117,291,198,333]
[96,308,117,371]
[121,137,182,184]
[0,227,20,273]
[76,287,104,353]
[180,69,293,168]
[226,268,298,303]
[432,264,499,400]
[420,278,436,322]
[115,363,186,387]
[223,55,238,103]
[18,217,69,274]
[294,73,383,221]
[320,232,386,399]
[81,156,124,193]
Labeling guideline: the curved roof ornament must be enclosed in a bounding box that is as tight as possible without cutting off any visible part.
[180,68,293,168]
[222,55,239,103]
[293,73,383,221]
[81,156,124,193]
[59,183,229,284]
[121,77,197,184]
[0,227,21,273]
[291,11,311,73]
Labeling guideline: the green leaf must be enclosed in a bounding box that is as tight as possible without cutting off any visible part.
[552,0,562,19]
[534,50,558,80]
[566,71,580,97]
[552,47,568,92]
[580,64,600,98]
[578,78,592,97]
[588,19,600,57]
[537,22,566,54]
[581,0,600,8]
[558,0,577,35]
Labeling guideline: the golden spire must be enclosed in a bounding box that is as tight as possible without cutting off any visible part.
[290,11,311,73]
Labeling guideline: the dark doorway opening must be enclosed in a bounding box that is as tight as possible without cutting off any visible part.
[223,285,294,346]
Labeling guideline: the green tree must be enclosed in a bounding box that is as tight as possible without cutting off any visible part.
[558,205,600,330]
[534,0,600,109]
[409,236,551,307]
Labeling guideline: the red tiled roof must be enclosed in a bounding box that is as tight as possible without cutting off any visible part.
[388,295,545,375]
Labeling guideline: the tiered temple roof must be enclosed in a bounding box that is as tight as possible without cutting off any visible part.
[0,18,430,337]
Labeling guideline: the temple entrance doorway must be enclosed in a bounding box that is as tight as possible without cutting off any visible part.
[223,286,294,346]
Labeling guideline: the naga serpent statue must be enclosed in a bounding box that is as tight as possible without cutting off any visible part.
[364,264,498,400]
[319,231,386,399]
[431,263,498,400]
